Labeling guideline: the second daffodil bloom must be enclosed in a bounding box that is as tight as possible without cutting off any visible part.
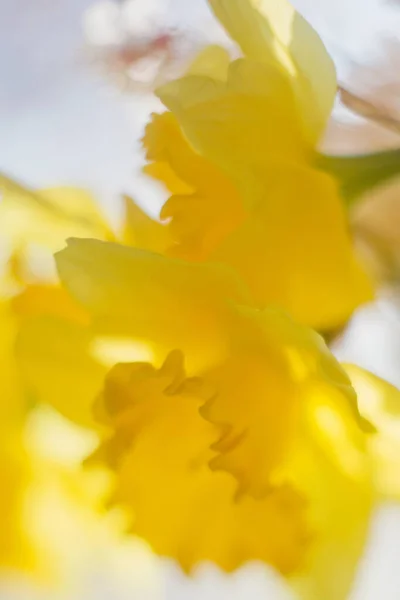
[0,176,152,586]
[55,238,373,600]
[142,0,373,331]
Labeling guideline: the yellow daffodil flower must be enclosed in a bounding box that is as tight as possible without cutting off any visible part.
[53,237,374,599]
[142,0,373,331]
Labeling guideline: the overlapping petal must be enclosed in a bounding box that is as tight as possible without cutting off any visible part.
[345,365,400,499]
[0,178,112,251]
[122,196,172,254]
[55,238,251,370]
[92,351,311,574]
[143,112,244,259]
[208,0,337,142]
[202,305,367,497]
[143,108,372,328]
[157,59,305,181]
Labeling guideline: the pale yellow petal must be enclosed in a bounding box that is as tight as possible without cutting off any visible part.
[92,352,311,574]
[12,284,89,325]
[0,176,112,251]
[142,162,191,196]
[16,316,106,429]
[143,112,231,192]
[22,406,158,591]
[208,0,337,141]
[121,196,172,253]
[345,364,400,499]
[56,239,252,370]
[152,136,372,328]
[187,44,231,80]
[157,59,305,180]
[291,443,372,600]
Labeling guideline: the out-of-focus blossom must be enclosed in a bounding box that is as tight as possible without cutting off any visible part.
[82,0,193,92]
[0,175,158,593]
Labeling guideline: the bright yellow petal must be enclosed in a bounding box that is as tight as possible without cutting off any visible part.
[142,162,192,196]
[0,304,37,572]
[0,302,27,424]
[121,196,172,253]
[91,351,311,574]
[16,316,106,429]
[55,239,251,370]
[290,442,372,600]
[208,165,373,330]
[201,305,364,497]
[208,0,337,142]
[143,112,244,259]
[0,432,33,572]
[12,284,89,325]
[143,112,235,193]
[146,116,372,328]
[10,283,102,429]
[345,364,400,499]
[154,61,372,331]
[157,59,305,181]
[200,306,372,599]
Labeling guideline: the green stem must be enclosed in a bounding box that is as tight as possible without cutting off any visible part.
[317,148,400,205]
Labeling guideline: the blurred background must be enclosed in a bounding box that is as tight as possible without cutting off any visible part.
[3,0,400,597]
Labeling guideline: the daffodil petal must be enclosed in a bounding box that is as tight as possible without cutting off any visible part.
[143,112,244,259]
[157,59,304,178]
[55,239,251,370]
[201,306,361,498]
[16,316,106,429]
[187,44,231,80]
[0,433,33,571]
[92,352,311,574]
[291,442,372,600]
[208,165,373,330]
[12,284,89,325]
[345,364,400,499]
[121,196,172,253]
[208,0,337,141]
[0,179,112,251]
